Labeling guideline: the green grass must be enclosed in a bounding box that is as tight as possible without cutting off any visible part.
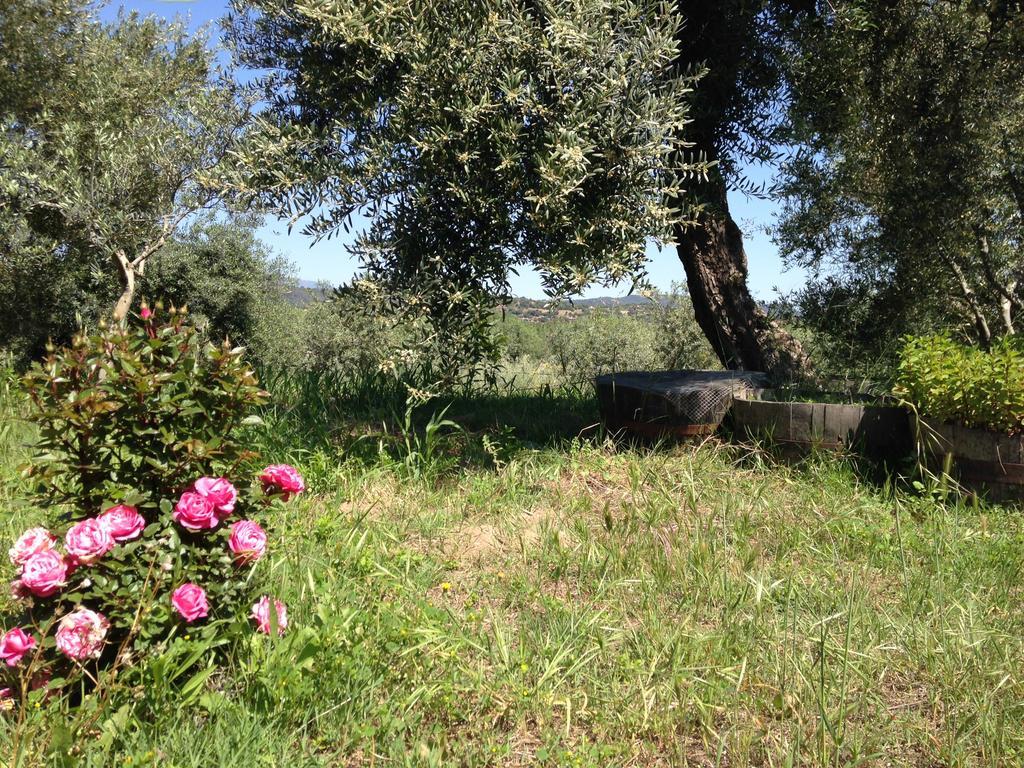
[2,371,1024,766]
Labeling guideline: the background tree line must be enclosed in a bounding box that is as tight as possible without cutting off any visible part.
[2,0,1021,386]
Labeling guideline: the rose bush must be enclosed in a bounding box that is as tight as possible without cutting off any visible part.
[1,306,303,706]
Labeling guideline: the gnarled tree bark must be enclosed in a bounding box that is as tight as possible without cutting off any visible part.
[110,215,178,324]
[674,169,810,380]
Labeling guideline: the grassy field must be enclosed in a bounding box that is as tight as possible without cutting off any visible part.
[2,372,1024,766]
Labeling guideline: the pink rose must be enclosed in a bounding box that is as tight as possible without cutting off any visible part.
[64,518,113,565]
[251,596,288,635]
[228,520,267,565]
[173,491,218,532]
[192,477,237,519]
[0,627,36,667]
[140,306,153,320]
[98,504,146,542]
[171,583,209,622]
[55,608,109,661]
[259,464,305,500]
[20,550,69,598]
[9,527,57,567]
[0,688,11,711]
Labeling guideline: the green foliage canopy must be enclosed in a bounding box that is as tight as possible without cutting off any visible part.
[778,1,1024,355]
[142,216,297,358]
[226,0,697,379]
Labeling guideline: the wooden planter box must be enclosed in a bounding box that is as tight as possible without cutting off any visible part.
[594,370,767,439]
[924,421,1024,502]
[731,390,913,461]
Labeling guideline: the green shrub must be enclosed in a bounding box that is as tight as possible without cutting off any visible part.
[23,307,268,511]
[496,316,548,364]
[296,294,399,376]
[894,334,1024,434]
[547,310,660,384]
[650,286,721,372]
[142,216,299,367]
[2,306,301,704]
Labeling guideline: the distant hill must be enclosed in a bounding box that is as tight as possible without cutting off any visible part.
[283,281,665,319]
[572,295,653,307]
[503,294,667,322]
[284,279,331,307]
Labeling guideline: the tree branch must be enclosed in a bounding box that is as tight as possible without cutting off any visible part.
[945,252,993,346]
[973,229,1021,324]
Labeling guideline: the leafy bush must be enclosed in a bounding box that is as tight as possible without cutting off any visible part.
[778,279,933,384]
[142,216,299,365]
[529,295,718,385]
[0,229,117,366]
[296,294,399,376]
[894,334,1024,434]
[1,307,303,705]
[496,316,548,364]
[649,286,721,372]
[548,310,660,384]
[23,307,267,511]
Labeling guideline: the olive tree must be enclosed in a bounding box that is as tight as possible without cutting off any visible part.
[778,1,1024,353]
[0,1,247,357]
[668,1,815,379]
[225,0,696,381]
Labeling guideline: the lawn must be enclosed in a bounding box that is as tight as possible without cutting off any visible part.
[2,374,1023,766]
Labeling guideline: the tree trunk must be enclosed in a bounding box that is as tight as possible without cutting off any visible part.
[673,155,810,380]
[672,0,811,381]
[974,231,1016,335]
[112,250,135,325]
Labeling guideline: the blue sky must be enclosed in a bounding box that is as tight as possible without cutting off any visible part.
[102,0,807,300]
